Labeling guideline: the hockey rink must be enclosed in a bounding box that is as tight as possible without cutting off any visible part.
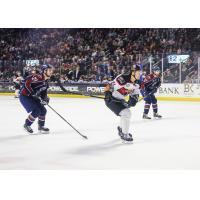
[0,95,200,170]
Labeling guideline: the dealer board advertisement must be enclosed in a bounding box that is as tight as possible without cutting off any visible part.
[157,84,200,98]
[0,82,106,95]
[1,82,200,99]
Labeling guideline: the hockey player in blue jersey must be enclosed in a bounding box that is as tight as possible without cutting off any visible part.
[19,64,54,134]
[140,66,162,119]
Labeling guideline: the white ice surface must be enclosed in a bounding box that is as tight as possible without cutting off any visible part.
[0,96,200,169]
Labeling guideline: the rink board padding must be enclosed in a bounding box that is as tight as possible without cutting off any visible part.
[0,82,106,95]
[1,92,200,101]
[0,92,90,98]
[156,97,200,102]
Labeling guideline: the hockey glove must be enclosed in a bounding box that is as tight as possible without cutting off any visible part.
[32,94,40,101]
[39,97,48,106]
[120,99,129,108]
[43,96,50,104]
[128,94,139,107]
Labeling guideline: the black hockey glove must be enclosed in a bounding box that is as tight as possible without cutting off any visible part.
[120,99,129,108]
[32,93,40,101]
[43,96,50,104]
[128,94,139,107]
[38,97,48,106]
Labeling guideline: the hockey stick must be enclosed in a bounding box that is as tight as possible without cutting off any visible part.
[138,83,161,103]
[137,91,153,102]
[56,78,149,101]
[64,90,105,99]
[42,100,88,139]
[57,78,155,103]
[55,75,161,104]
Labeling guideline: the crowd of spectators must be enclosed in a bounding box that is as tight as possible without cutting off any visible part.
[0,28,200,83]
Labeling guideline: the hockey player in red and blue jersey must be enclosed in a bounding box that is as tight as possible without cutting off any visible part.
[19,64,54,134]
[140,66,162,119]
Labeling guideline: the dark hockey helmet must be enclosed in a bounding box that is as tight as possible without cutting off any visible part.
[125,65,141,76]
[121,65,141,82]
[130,64,141,77]
[41,64,52,72]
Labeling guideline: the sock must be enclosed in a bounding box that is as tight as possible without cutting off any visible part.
[152,103,158,113]
[25,114,36,126]
[144,103,151,114]
[38,116,45,127]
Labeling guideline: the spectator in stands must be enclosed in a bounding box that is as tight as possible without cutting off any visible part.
[164,69,176,83]
[0,28,200,83]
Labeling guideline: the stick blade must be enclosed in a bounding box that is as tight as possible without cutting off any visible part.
[83,135,88,140]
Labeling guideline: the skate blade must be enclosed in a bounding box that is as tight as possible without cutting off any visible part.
[121,139,133,144]
[153,117,162,120]
[23,128,34,135]
[38,130,50,134]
